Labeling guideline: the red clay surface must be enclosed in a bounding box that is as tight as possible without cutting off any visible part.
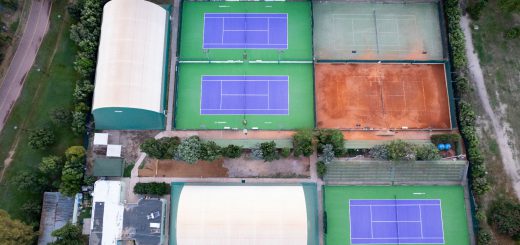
[316,63,451,130]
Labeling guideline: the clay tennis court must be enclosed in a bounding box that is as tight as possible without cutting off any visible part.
[316,63,451,129]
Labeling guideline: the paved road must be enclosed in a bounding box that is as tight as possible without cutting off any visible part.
[0,0,51,131]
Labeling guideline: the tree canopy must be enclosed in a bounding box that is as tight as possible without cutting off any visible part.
[0,209,35,245]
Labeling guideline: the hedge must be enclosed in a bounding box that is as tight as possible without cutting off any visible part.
[133,182,170,196]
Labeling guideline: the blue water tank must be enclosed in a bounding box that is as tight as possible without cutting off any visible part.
[445,143,452,150]
[438,144,446,151]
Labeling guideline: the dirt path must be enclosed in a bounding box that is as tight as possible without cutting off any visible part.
[461,16,520,199]
[0,0,51,131]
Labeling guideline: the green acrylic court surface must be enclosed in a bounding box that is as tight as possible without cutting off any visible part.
[175,63,314,130]
[179,1,313,61]
[324,185,469,245]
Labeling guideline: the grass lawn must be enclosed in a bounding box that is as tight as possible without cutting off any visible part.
[0,1,81,219]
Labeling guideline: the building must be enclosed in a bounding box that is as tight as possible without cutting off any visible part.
[170,183,319,245]
[89,180,166,245]
[92,0,170,130]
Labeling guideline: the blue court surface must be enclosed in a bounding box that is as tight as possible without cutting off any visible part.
[200,75,289,115]
[349,199,445,244]
[203,13,288,49]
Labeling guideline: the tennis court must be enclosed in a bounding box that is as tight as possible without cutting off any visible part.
[180,1,312,61]
[201,75,289,115]
[315,63,451,129]
[324,185,469,245]
[175,63,314,130]
[203,13,288,49]
[314,2,444,60]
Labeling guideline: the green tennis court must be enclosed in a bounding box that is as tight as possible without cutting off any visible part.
[314,2,444,61]
[179,1,312,61]
[324,185,469,245]
[174,63,314,130]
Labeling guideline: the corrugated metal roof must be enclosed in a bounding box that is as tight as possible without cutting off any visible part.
[37,192,75,245]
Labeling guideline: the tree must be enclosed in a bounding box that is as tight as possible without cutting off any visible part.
[60,147,86,197]
[221,144,242,158]
[386,140,416,161]
[174,136,202,163]
[20,202,41,225]
[320,144,335,163]
[316,129,345,156]
[49,108,71,125]
[159,137,181,159]
[292,130,314,157]
[199,141,221,162]
[0,209,36,245]
[39,155,63,177]
[259,141,279,162]
[28,128,55,150]
[415,144,441,161]
[65,146,86,160]
[49,223,84,245]
[11,171,48,193]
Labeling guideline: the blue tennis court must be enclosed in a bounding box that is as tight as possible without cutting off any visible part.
[349,199,445,244]
[203,13,288,49]
[200,75,289,115]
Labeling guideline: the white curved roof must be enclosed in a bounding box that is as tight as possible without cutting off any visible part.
[176,185,308,245]
[93,0,168,112]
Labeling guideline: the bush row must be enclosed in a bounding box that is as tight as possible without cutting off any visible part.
[65,0,102,135]
[446,0,490,194]
[445,0,492,242]
[133,182,171,196]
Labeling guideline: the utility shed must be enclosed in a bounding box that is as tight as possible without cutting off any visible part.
[93,158,124,177]
[92,0,169,130]
[37,192,75,245]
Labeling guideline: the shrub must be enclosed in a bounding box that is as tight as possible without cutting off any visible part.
[159,137,181,159]
[415,144,442,161]
[477,228,493,245]
[467,1,487,20]
[458,101,477,128]
[39,155,63,177]
[59,156,84,197]
[317,161,327,179]
[499,0,520,12]
[49,108,71,125]
[199,141,221,161]
[28,128,55,150]
[386,140,415,161]
[71,111,86,135]
[316,129,344,156]
[489,199,520,240]
[259,141,279,162]
[133,182,170,196]
[455,76,471,96]
[472,177,491,194]
[320,144,335,163]
[280,147,292,158]
[369,145,389,160]
[292,130,314,157]
[73,80,94,103]
[174,136,202,164]
[504,27,520,39]
[430,133,461,145]
[221,144,242,158]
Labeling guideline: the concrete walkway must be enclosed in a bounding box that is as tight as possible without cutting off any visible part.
[166,0,180,131]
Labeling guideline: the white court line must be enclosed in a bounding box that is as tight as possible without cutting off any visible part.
[221,94,269,96]
[369,205,374,238]
[223,30,269,31]
[419,205,424,238]
[219,80,222,109]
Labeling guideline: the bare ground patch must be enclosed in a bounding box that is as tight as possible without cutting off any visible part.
[223,156,310,178]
